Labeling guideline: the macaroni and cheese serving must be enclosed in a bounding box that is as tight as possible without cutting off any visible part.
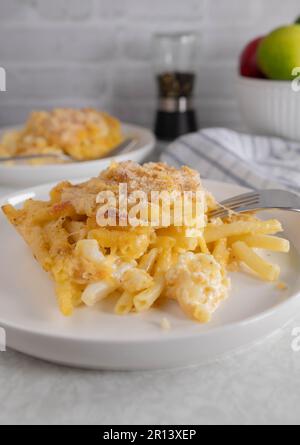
[2,161,290,323]
[0,108,123,162]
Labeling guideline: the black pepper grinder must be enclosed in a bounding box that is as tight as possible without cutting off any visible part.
[153,32,198,141]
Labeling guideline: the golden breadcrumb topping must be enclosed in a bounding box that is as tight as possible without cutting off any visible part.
[26,108,112,143]
[100,161,202,194]
[60,161,204,216]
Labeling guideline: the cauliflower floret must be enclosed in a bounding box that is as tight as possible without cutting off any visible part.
[166,252,230,323]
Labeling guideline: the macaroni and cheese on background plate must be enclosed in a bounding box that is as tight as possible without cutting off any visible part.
[0,162,300,370]
[0,122,155,188]
[0,108,124,162]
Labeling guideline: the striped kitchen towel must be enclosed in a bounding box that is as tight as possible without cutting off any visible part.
[160,128,300,192]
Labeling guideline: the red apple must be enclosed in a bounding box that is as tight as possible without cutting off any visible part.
[240,37,266,78]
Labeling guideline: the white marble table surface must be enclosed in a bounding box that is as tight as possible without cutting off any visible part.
[1,181,300,425]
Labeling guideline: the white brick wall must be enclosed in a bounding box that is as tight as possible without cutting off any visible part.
[0,0,299,129]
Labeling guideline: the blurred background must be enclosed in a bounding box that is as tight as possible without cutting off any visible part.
[0,0,299,129]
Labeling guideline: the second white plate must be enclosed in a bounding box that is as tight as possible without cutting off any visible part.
[0,123,155,188]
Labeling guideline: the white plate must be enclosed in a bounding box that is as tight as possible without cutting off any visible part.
[0,123,155,188]
[0,179,300,370]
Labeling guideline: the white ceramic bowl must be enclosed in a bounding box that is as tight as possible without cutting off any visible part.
[237,75,300,141]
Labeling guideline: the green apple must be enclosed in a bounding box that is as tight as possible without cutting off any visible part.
[257,25,300,80]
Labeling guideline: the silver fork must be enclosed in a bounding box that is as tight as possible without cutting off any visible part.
[208,189,300,220]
